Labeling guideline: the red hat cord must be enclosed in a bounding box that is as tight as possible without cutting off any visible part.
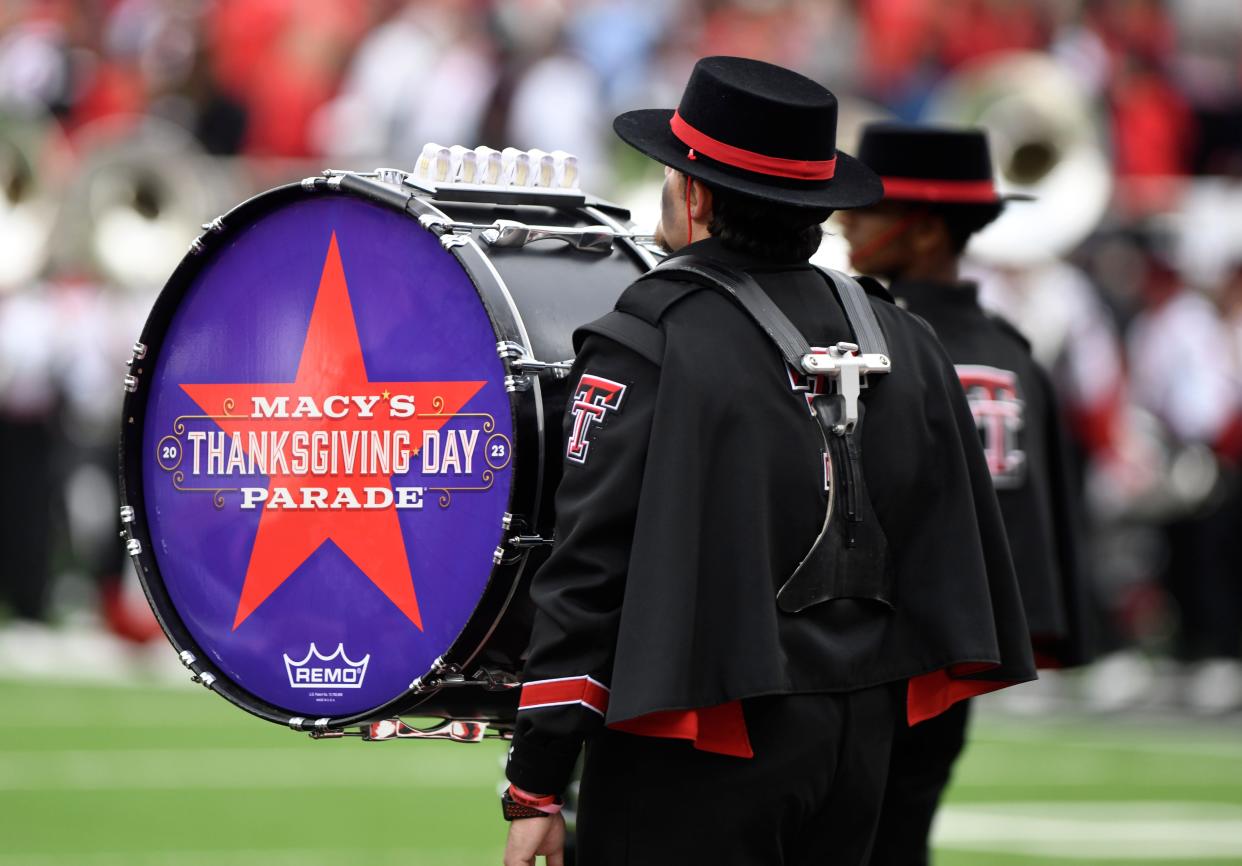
[850,208,929,265]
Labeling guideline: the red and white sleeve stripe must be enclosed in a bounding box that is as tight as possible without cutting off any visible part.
[518,675,611,717]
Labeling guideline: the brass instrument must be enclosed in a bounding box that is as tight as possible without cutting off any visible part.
[52,116,238,294]
[0,112,67,293]
[924,52,1113,267]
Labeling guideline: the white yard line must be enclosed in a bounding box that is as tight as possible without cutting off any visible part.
[954,770,1239,788]
[0,848,497,866]
[934,801,1242,859]
[971,730,1242,760]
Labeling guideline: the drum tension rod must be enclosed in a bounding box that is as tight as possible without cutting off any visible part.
[508,534,553,549]
[498,513,553,554]
[496,341,573,378]
[418,214,651,254]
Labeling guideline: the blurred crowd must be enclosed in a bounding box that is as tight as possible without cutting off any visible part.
[1,0,1241,714]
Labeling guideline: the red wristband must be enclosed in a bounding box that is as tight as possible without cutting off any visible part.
[507,784,563,812]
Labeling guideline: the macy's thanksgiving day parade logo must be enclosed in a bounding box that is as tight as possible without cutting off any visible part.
[154,233,512,631]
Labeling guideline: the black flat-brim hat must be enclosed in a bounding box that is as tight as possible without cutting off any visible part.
[614,56,883,210]
[857,122,1034,206]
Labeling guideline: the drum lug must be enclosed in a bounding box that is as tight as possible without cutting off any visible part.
[418,214,450,235]
[430,656,459,676]
[504,375,531,393]
[410,656,465,692]
[191,671,217,689]
[200,216,225,234]
[123,374,139,393]
[131,341,148,360]
[177,648,216,690]
[493,544,522,565]
[188,237,206,256]
[125,538,142,556]
[496,341,525,360]
[119,505,135,524]
[439,234,470,250]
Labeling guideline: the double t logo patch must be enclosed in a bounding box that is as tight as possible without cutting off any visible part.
[956,364,1026,488]
[566,374,627,464]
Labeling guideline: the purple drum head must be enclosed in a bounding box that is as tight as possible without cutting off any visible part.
[141,194,513,716]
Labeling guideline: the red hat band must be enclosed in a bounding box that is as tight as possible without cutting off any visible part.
[881,176,999,204]
[670,111,837,181]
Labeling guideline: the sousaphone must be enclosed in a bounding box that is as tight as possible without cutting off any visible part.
[53,116,238,293]
[923,52,1113,267]
[0,111,68,292]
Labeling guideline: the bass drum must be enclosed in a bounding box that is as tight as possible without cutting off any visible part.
[119,170,657,734]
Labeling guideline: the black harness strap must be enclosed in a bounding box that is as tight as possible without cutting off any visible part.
[647,256,889,360]
[812,265,889,357]
[637,256,893,614]
[650,256,811,368]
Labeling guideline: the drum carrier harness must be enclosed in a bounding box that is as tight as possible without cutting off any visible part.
[577,256,895,614]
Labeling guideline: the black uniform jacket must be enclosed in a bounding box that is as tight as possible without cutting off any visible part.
[506,239,1035,796]
[896,279,1095,668]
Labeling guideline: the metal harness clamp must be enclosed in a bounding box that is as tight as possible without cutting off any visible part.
[801,341,892,435]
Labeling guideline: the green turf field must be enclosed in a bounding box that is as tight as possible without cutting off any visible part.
[2,678,1240,865]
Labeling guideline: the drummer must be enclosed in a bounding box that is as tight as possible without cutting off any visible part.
[499,56,1034,866]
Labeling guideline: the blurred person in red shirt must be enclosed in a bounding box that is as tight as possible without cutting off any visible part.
[1109,52,1197,212]
[857,0,934,97]
[937,0,1052,70]
[205,0,369,158]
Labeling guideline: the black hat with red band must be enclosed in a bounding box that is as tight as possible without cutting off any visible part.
[857,122,1034,207]
[613,56,883,210]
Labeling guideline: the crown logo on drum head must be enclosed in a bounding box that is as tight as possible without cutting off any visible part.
[284,642,371,689]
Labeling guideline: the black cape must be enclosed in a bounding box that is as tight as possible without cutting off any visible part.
[506,239,1035,796]
[895,279,1095,667]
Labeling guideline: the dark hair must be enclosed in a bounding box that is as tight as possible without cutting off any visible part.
[932,203,1004,254]
[706,184,833,261]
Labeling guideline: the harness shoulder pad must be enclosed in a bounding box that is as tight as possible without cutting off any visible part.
[573,310,666,367]
[572,271,713,367]
[855,275,895,304]
[986,312,1033,352]
[616,272,707,325]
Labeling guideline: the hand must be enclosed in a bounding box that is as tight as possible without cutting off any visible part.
[503,812,566,866]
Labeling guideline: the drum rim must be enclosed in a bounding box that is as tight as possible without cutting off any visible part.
[394,192,548,715]
[119,175,541,729]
